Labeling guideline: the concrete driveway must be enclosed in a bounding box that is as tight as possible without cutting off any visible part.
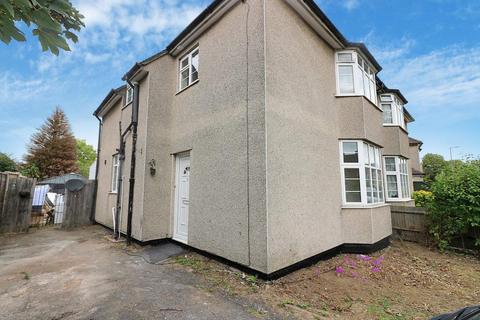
[0,225,280,320]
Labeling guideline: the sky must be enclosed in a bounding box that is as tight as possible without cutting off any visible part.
[0,0,479,162]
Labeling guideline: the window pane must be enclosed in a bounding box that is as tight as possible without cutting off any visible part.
[181,58,189,69]
[385,157,396,171]
[377,169,384,201]
[345,179,361,191]
[344,168,361,203]
[346,192,362,203]
[382,104,393,124]
[191,50,199,82]
[344,168,360,179]
[369,145,375,166]
[380,95,393,102]
[181,69,189,89]
[362,72,370,99]
[365,168,372,203]
[338,65,354,94]
[343,142,358,163]
[338,53,353,62]
[387,175,399,198]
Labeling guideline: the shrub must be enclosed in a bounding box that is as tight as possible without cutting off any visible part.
[426,162,480,251]
[412,190,433,208]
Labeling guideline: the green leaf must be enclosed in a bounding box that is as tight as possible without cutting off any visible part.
[63,30,77,43]
[0,0,14,17]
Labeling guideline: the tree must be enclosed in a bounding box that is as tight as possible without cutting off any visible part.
[0,152,16,172]
[0,0,84,55]
[25,107,78,179]
[76,139,96,177]
[427,161,480,251]
[19,163,40,179]
[422,153,447,185]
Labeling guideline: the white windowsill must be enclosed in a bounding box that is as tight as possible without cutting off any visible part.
[176,79,199,95]
[386,198,412,202]
[382,124,408,134]
[342,203,390,209]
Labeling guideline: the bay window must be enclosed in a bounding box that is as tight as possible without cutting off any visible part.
[340,141,384,206]
[380,94,405,129]
[335,51,378,105]
[179,46,199,91]
[384,156,410,201]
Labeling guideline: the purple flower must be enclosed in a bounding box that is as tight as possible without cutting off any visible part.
[344,258,357,268]
[357,254,372,262]
[350,271,359,278]
[335,266,345,275]
[371,266,381,273]
[372,256,385,266]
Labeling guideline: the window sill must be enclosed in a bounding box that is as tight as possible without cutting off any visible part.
[382,124,408,133]
[109,192,118,195]
[122,102,132,110]
[386,198,412,202]
[176,79,199,96]
[342,203,390,209]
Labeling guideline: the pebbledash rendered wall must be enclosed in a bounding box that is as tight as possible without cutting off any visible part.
[95,0,410,275]
[263,0,391,273]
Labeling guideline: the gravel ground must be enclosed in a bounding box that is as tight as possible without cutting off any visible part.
[0,225,283,320]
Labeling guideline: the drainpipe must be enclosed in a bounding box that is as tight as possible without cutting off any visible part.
[114,121,133,239]
[126,80,139,245]
[91,114,103,223]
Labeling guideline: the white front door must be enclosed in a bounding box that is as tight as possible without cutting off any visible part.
[174,153,190,243]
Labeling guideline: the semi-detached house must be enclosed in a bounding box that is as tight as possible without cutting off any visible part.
[93,0,422,278]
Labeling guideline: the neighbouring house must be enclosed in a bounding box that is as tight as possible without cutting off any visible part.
[93,0,422,278]
[408,137,425,190]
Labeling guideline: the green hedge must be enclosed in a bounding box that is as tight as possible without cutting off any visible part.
[425,162,480,251]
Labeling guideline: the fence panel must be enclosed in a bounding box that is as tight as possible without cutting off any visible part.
[0,173,36,234]
[390,205,429,244]
[62,181,95,229]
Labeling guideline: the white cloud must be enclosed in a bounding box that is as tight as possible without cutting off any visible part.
[342,0,360,11]
[380,46,480,120]
[0,72,53,102]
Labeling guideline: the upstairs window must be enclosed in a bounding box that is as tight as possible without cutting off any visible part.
[384,156,410,200]
[126,85,133,105]
[335,51,378,105]
[380,94,406,129]
[179,47,199,91]
[111,154,120,193]
[340,141,384,206]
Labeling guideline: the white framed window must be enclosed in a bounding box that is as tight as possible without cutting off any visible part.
[126,85,133,105]
[179,47,199,91]
[335,51,378,105]
[111,154,120,193]
[380,94,406,129]
[340,140,384,206]
[384,156,410,201]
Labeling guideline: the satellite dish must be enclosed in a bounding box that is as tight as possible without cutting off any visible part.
[65,179,86,192]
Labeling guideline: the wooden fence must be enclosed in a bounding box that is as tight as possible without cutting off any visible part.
[0,172,36,234]
[390,205,429,244]
[62,180,95,229]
